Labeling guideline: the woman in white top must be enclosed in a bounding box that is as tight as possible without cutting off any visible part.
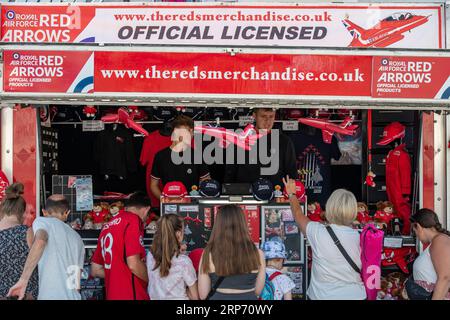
[147,214,199,300]
[410,208,450,300]
[283,177,366,300]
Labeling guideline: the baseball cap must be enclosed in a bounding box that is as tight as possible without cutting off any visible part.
[261,240,287,259]
[128,106,148,121]
[308,108,332,119]
[252,178,274,201]
[284,109,305,120]
[377,122,406,146]
[199,179,221,198]
[283,180,306,200]
[162,181,188,198]
[153,107,177,122]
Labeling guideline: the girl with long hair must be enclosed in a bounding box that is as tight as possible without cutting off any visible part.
[198,204,265,300]
[147,214,199,300]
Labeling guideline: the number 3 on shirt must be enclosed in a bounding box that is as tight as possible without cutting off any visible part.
[101,233,113,269]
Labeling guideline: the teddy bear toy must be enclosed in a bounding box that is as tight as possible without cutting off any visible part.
[373,201,396,231]
[353,202,372,228]
[307,202,324,222]
[85,202,111,230]
[109,201,124,218]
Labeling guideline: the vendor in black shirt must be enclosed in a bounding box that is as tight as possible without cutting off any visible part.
[150,115,211,199]
[224,108,298,187]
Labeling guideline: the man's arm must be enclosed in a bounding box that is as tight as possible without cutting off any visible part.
[8,229,48,299]
[150,177,162,199]
[283,176,310,235]
[91,262,105,279]
[126,254,149,283]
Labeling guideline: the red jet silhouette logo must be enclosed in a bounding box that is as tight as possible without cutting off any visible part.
[101,107,149,136]
[194,124,268,151]
[342,12,430,47]
[298,116,359,144]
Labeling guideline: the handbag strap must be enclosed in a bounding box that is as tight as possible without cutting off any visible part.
[325,225,361,274]
[206,276,225,300]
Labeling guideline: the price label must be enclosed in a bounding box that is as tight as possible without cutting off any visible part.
[179,205,199,212]
[282,121,299,131]
[82,121,104,132]
[384,237,403,248]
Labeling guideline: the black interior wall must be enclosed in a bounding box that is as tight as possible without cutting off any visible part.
[331,165,362,201]
[41,109,381,207]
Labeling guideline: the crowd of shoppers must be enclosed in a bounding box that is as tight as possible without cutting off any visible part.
[1,178,448,300]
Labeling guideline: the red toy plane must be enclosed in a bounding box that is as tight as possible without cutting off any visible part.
[298,116,358,144]
[101,107,149,136]
[194,124,268,151]
[342,12,430,47]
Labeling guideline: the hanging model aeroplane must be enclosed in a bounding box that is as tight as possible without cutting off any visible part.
[298,116,359,144]
[194,123,269,151]
[342,12,430,48]
[101,107,150,136]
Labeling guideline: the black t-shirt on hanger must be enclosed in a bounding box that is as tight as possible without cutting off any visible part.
[288,129,342,207]
[151,146,210,192]
[93,125,137,179]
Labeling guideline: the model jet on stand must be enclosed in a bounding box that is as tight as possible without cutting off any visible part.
[297,116,359,144]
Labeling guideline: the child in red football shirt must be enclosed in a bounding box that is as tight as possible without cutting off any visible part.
[91,192,151,300]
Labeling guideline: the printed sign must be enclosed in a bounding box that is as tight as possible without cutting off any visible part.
[94,51,372,97]
[372,56,450,99]
[2,49,449,102]
[75,177,93,212]
[0,4,444,48]
[3,50,93,93]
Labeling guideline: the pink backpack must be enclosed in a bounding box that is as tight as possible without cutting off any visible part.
[360,224,384,300]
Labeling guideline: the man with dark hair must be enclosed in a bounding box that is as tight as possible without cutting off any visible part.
[224,108,298,187]
[8,195,85,300]
[90,191,151,300]
[151,115,210,198]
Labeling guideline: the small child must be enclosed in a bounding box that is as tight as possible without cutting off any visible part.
[261,240,296,300]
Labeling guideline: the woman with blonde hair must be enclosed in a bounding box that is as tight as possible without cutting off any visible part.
[147,214,199,300]
[198,204,266,300]
[283,176,366,300]
[0,183,38,299]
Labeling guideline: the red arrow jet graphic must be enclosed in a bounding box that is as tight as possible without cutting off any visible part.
[342,12,430,47]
